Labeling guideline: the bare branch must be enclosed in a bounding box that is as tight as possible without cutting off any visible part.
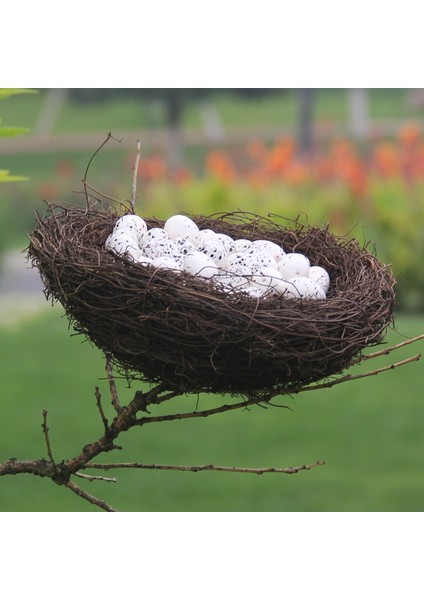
[66,480,117,512]
[75,471,117,483]
[84,460,325,475]
[356,333,424,362]
[95,386,109,433]
[136,395,264,426]
[105,354,122,413]
[296,354,421,394]
[41,410,57,473]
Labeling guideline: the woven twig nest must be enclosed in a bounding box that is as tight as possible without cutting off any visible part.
[28,203,396,397]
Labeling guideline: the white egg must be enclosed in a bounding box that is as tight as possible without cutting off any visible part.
[278,253,310,279]
[196,238,227,267]
[152,255,183,271]
[195,229,217,245]
[215,233,235,255]
[252,267,283,294]
[113,215,147,244]
[124,247,146,262]
[183,251,219,279]
[289,277,326,299]
[308,266,330,294]
[274,279,302,299]
[233,239,253,253]
[213,272,251,290]
[251,240,285,262]
[135,255,154,266]
[143,238,179,259]
[242,286,267,299]
[164,215,199,242]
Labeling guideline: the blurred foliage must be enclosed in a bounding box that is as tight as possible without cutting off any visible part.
[3,115,424,310]
[0,88,36,182]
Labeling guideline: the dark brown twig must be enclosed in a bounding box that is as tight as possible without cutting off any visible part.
[41,410,57,473]
[95,386,109,433]
[105,354,122,414]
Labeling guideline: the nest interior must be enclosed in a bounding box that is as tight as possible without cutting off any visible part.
[28,203,396,396]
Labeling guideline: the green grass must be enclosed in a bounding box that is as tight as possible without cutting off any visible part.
[0,310,423,512]
[1,89,423,136]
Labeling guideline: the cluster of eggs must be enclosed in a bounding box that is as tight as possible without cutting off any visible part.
[105,214,330,300]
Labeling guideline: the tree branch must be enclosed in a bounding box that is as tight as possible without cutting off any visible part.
[65,480,117,512]
[83,460,325,475]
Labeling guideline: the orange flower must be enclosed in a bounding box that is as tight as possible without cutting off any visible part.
[373,142,400,177]
[246,138,267,162]
[265,138,296,176]
[398,122,421,146]
[205,150,237,183]
[283,159,310,186]
[172,166,194,185]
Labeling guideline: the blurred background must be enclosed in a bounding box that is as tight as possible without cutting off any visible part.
[1,88,424,511]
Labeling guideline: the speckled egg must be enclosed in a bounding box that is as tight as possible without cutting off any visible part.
[196,238,227,267]
[233,239,253,253]
[173,237,196,256]
[152,255,183,271]
[251,239,285,262]
[143,238,179,259]
[308,266,330,294]
[289,276,326,299]
[277,253,310,279]
[215,233,235,255]
[140,227,170,247]
[113,215,147,244]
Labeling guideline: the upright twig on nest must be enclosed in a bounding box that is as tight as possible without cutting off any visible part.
[131,139,141,213]
[82,132,122,207]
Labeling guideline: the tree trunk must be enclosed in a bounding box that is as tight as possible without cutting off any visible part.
[298,89,314,157]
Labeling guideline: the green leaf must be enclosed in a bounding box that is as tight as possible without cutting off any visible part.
[0,169,29,182]
[0,88,38,100]
[0,126,30,137]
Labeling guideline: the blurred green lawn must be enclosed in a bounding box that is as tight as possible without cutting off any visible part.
[1,309,423,512]
[1,89,423,133]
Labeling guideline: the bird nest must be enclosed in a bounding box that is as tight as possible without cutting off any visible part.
[28,203,396,397]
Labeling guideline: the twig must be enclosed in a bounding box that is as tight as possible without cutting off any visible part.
[82,132,121,206]
[356,334,424,362]
[41,410,57,473]
[66,480,117,512]
[136,395,264,426]
[75,471,117,483]
[131,139,141,213]
[105,353,122,414]
[95,386,109,433]
[84,460,325,475]
[296,354,421,394]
